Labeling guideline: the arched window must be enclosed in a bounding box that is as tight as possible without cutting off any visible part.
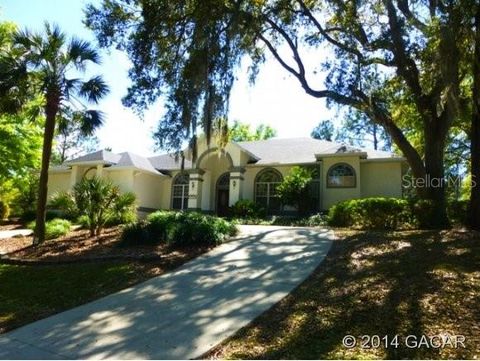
[327,163,356,188]
[172,173,189,210]
[255,169,283,213]
[217,172,230,190]
[83,167,96,179]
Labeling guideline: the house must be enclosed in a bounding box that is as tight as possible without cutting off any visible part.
[47,137,406,216]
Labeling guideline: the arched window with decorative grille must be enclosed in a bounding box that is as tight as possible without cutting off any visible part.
[255,168,283,213]
[327,163,356,188]
[172,173,189,210]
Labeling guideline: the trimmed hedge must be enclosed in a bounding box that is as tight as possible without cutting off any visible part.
[27,218,72,240]
[120,211,238,247]
[328,197,412,230]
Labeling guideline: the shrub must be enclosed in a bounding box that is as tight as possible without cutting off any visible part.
[277,166,313,215]
[411,199,438,229]
[14,174,38,221]
[49,191,79,220]
[301,213,328,227]
[0,200,10,220]
[230,199,265,219]
[120,211,237,247]
[328,197,412,230]
[73,177,137,236]
[447,199,469,226]
[106,192,137,225]
[27,218,72,240]
[120,221,154,246]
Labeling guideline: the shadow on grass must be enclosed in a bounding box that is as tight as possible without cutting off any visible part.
[209,229,480,359]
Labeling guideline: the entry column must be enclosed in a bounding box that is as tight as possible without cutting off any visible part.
[187,169,204,211]
[229,167,245,206]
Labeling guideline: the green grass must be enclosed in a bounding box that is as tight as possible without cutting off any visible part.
[0,262,141,333]
[207,229,480,359]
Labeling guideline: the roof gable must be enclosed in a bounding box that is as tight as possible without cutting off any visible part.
[66,150,122,165]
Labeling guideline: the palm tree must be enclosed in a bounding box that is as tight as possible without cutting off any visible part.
[0,23,109,244]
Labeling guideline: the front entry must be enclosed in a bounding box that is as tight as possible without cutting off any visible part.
[216,173,230,216]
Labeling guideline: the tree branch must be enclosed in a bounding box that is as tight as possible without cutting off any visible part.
[396,0,427,32]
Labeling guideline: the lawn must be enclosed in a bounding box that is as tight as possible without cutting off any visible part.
[0,229,211,334]
[207,229,480,359]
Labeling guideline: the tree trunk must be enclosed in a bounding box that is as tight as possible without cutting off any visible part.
[471,5,480,230]
[424,122,449,227]
[373,123,378,150]
[33,91,59,245]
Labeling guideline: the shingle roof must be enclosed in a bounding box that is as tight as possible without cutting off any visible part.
[62,137,401,173]
[148,154,192,170]
[236,137,399,165]
[110,152,161,174]
[66,150,122,165]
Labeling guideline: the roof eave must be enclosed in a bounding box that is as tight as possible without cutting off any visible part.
[104,166,165,177]
[315,152,368,160]
[360,157,406,163]
[65,160,115,166]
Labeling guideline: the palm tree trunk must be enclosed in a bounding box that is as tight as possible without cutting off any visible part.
[33,91,59,245]
[471,5,480,230]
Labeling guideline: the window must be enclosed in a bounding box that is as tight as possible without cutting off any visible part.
[255,169,283,213]
[327,163,356,188]
[172,173,189,210]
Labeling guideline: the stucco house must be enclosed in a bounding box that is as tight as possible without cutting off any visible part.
[48,137,405,216]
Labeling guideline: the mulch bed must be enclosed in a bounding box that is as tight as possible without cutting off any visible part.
[0,226,212,264]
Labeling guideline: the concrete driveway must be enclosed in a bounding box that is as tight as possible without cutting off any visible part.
[0,229,32,240]
[0,225,334,360]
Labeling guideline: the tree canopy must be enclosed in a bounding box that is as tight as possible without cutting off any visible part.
[85,0,480,226]
[229,120,277,142]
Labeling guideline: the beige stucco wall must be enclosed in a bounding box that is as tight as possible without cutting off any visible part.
[105,169,134,193]
[133,172,163,209]
[320,156,362,209]
[360,161,403,198]
[198,152,231,211]
[47,173,71,200]
[159,174,174,209]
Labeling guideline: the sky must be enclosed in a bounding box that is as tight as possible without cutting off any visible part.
[0,0,335,156]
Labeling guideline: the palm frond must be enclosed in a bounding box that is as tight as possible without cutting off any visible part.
[63,78,81,99]
[78,76,109,104]
[11,29,34,50]
[67,38,101,69]
[75,109,105,135]
[0,53,29,113]
[43,22,66,59]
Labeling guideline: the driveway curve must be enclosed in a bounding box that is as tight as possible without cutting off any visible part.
[0,225,334,360]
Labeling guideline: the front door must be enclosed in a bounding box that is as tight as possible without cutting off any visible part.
[217,189,230,216]
[216,172,230,216]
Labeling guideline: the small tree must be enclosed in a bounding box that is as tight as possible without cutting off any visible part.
[277,166,313,216]
[73,177,136,236]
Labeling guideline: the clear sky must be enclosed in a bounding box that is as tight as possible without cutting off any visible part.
[0,0,335,156]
